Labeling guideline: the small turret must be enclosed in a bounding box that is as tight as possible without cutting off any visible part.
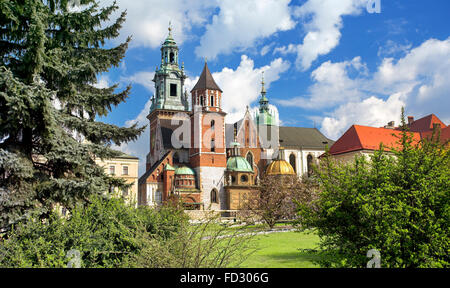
[150,22,189,112]
[255,71,275,126]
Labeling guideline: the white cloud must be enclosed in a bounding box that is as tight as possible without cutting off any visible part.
[93,75,110,89]
[276,37,450,140]
[377,40,412,58]
[121,71,155,93]
[276,56,368,109]
[276,0,367,71]
[260,43,275,56]
[103,0,217,48]
[195,0,295,59]
[212,55,289,123]
[322,37,450,140]
[102,0,369,69]
[321,92,407,140]
[105,0,294,56]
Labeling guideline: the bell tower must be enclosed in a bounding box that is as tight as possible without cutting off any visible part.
[189,61,227,209]
[146,23,190,168]
[150,23,189,112]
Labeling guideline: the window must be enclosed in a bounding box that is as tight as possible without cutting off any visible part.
[170,83,177,96]
[307,155,314,177]
[122,166,128,175]
[240,175,248,183]
[122,187,129,197]
[211,139,215,152]
[289,154,296,173]
[170,52,175,63]
[173,152,179,164]
[210,95,214,106]
[211,189,218,204]
[109,165,115,175]
[200,96,204,106]
[246,152,253,169]
[211,120,215,131]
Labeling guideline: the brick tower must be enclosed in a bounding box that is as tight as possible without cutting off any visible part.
[146,23,190,168]
[189,61,227,210]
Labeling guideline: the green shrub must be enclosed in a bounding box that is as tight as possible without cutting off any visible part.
[0,196,186,268]
[297,114,450,268]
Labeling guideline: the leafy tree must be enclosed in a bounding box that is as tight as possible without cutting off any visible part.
[0,195,186,268]
[130,212,257,268]
[297,112,450,267]
[0,0,144,231]
[0,196,256,268]
[242,174,318,229]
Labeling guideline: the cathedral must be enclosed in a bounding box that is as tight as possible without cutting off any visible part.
[137,26,333,211]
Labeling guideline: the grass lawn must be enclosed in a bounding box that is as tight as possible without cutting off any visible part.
[239,231,321,268]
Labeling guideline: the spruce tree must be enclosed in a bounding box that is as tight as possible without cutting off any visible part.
[0,0,144,231]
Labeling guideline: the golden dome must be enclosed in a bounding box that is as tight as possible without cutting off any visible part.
[265,159,296,176]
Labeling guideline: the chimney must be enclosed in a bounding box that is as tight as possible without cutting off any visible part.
[384,121,395,129]
[408,116,414,125]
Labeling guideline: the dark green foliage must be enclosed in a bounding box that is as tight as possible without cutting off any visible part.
[297,111,450,267]
[0,197,255,268]
[0,196,186,268]
[0,0,144,231]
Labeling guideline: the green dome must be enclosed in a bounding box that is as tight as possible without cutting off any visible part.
[227,156,253,172]
[175,166,195,175]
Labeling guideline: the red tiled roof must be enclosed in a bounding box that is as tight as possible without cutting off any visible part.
[442,126,450,142]
[408,114,447,133]
[421,125,450,145]
[329,125,421,155]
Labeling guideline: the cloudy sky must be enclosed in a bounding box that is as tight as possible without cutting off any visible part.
[94,0,450,176]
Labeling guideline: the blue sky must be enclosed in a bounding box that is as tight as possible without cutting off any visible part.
[93,0,450,175]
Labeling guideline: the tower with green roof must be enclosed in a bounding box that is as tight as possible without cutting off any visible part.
[150,22,189,112]
[255,72,276,126]
[224,141,257,210]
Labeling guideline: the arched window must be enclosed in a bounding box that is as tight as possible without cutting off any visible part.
[307,154,314,177]
[169,52,174,63]
[289,154,296,173]
[246,152,253,169]
[211,120,215,131]
[211,139,215,152]
[210,95,214,106]
[211,189,218,204]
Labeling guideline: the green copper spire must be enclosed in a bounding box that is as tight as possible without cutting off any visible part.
[259,71,268,104]
[150,22,189,112]
[256,71,275,126]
